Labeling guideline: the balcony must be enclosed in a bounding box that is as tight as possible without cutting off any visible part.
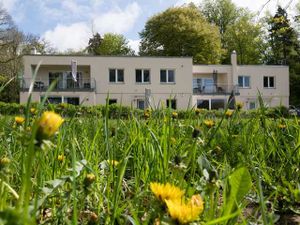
[20,78,96,92]
[193,83,239,95]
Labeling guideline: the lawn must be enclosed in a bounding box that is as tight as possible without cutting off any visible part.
[0,105,299,224]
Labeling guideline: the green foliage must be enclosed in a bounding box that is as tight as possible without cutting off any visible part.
[139,5,223,64]
[87,32,134,56]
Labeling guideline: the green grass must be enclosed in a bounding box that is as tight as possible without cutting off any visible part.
[0,106,299,225]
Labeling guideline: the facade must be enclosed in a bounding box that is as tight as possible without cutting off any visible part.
[20,53,289,110]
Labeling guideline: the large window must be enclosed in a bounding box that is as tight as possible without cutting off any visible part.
[160,69,175,83]
[238,76,250,88]
[136,69,150,83]
[263,76,275,88]
[109,69,124,83]
[211,99,225,110]
[197,100,209,110]
[166,99,177,109]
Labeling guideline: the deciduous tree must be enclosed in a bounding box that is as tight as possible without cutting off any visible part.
[139,5,222,64]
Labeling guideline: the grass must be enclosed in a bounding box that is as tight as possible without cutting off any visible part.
[0,105,299,224]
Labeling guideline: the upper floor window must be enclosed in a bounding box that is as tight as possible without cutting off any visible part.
[136,69,150,83]
[238,76,250,88]
[263,76,275,88]
[160,69,175,83]
[109,69,124,83]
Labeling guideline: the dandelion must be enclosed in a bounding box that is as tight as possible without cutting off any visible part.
[172,112,178,119]
[144,112,150,119]
[0,157,11,166]
[165,197,204,224]
[195,108,202,115]
[225,110,233,117]
[107,159,119,166]
[278,124,286,129]
[203,119,215,128]
[15,116,25,125]
[236,102,244,111]
[30,108,37,114]
[84,173,96,186]
[57,154,65,162]
[150,182,184,202]
[36,111,64,141]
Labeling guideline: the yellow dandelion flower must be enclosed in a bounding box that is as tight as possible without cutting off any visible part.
[36,111,64,141]
[195,108,202,115]
[278,124,286,129]
[84,173,96,185]
[30,108,37,114]
[165,198,203,224]
[0,157,11,166]
[144,112,150,119]
[204,119,215,128]
[236,102,244,110]
[107,159,119,166]
[150,182,184,202]
[172,112,178,119]
[225,110,233,117]
[57,154,65,162]
[189,194,204,208]
[15,116,25,125]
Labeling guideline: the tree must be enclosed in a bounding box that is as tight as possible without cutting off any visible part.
[267,6,299,65]
[86,32,134,56]
[200,0,265,64]
[98,33,134,55]
[87,32,103,55]
[223,15,265,64]
[200,0,239,39]
[139,5,222,64]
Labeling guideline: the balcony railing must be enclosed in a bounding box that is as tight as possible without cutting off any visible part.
[20,78,96,92]
[193,83,239,95]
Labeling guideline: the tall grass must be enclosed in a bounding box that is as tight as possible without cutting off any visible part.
[0,101,299,224]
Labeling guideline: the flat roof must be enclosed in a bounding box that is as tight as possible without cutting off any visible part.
[23,54,192,59]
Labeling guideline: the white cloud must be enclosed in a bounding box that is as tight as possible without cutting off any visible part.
[0,0,18,12]
[128,39,140,54]
[175,0,202,7]
[93,2,141,34]
[43,22,91,52]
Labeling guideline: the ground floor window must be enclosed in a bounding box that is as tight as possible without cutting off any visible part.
[108,99,117,105]
[249,101,256,109]
[65,97,79,105]
[41,96,80,105]
[197,100,209,110]
[211,99,225,110]
[166,99,177,109]
[197,99,225,110]
[137,99,145,109]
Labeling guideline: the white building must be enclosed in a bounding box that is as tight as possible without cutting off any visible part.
[20,52,289,110]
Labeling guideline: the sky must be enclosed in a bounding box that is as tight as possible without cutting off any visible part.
[0,0,298,53]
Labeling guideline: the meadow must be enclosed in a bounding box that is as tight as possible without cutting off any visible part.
[0,102,299,225]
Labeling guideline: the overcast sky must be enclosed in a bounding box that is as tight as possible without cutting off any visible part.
[0,0,298,53]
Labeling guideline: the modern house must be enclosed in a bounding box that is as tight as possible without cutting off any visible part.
[20,52,289,110]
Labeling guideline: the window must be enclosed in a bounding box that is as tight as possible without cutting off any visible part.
[108,99,117,105]
[263,76,275,88]
[136,69,150,83]
[238,76,250,88]
[249,102,256,109]
[197,100,209,110]
[65,97,79,105]
[109,69,124,83]
[137,99,145,109]
[166,99,177,109]
[41,96,62,104]
[160,69,175,83]
[211,99,225,110]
